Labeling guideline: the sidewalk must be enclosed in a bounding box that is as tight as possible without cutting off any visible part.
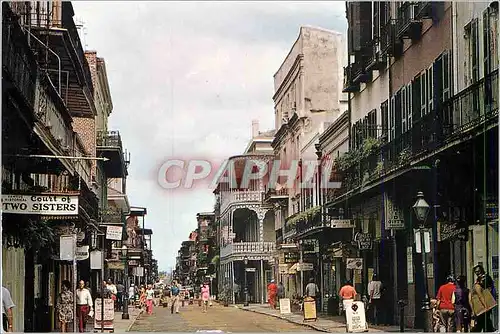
[85,306,142,332]
[235,304,408,333]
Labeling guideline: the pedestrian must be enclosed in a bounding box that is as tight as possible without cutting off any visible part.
[116,281,124,311]
[107,279,117,306]
[2,286,15,332]
[436,275,456,332]
[277,282,285,300]
[146,285,155,315]
[367,273,383,325]
[470,264,496,332]
[76,280,93,333]
[129,284,135,303]
[57,280,74,332]
[339,280,357,314]
[305,278,320,311]
[201,282,210,313]
[453,275,471,332]
[267,280,278,309]
[170,281,181,314]
[139,287,146,311]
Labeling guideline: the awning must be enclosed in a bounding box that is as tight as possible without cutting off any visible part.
[288,263,298,274]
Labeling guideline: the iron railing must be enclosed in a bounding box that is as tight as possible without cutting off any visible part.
[396,2,416,36]
[2,4,38,109]
[336,70,498,195]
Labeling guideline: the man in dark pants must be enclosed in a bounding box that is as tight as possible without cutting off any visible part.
[116,282,124,311]
[367,274,383,325]
[471,264,496,332]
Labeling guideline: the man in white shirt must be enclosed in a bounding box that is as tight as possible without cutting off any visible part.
[367,273,383,325]
[2,286,15,332]
[76,280,93,332]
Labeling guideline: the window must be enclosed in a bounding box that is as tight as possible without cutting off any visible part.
[441,51,451,102]
[401,84,412,133]
[389,96,396,141]
[426,66,433,113]
[381,100,389,139]
[466,19,479,84]
[367,109,377,138]
[483,7,499,75]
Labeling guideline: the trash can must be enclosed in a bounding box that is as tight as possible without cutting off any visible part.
[327,295,339,316]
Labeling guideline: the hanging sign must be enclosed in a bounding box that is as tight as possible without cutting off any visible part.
[90,250,103,270]
[2,194,79,215]
[60,235,76,261]
[331,219,355,228]
[407,247,414,284]
[346,258,363,270]
[106,226,123,241]
[384,193,405,230]
[354,233,372,250]
[437,221,467,241]
[75,245,89,261]
[414,229,431,253]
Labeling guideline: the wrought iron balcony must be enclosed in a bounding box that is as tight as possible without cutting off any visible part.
[262,187,289,204]
[352,58,372,84]
[342,65,361,93]
[97,131,128,178]
[219,190,262,214]
[396,2,423,40]
[365,42,387,72]
[220,241,275,259]
[2,4,38,110]
[380,20,404,58]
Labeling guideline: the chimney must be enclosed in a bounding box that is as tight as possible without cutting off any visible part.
[252,120,259,138]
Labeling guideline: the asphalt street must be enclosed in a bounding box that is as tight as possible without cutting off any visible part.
[129,303,314,332]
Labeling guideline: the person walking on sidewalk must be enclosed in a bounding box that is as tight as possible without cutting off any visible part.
[305,278,320,311]
[57,280,74,332]
[146,285,155,315]
[201,282,210,313]
[367,273,383,325]
[453,275,471,332]
[76,280,93,332]
[170,281,181,314]
[2,286,15,332]
[339,280,357,314]
[267,280,278,309]
[116,281,124,312]
[436,275,456,332]
[277,282,285,305]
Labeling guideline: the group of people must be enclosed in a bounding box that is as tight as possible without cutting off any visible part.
[433,264,497,332]
[266,280,285,309]
[159,280,211,313]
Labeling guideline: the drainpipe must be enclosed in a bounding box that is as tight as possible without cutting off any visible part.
[451,2,458,94]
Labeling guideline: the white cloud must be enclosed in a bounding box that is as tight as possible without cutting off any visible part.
[73,1,347,271]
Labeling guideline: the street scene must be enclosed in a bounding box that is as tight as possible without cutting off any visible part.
[1,0,499,333]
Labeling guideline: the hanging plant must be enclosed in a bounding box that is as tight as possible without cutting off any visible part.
[361,137,382,159]
[398,147,412,166]
[2,217,56,251]
[287,206,322,227]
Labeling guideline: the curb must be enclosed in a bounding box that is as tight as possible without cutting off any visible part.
[235,306,336,333]
[126,309,144,332]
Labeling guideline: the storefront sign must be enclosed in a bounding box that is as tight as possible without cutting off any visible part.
[346,258,363,270]
[384,193,405,230]
[2,194,79,215]
[284,252,299,264]
[106,226,123,241]
[330,219,355,229]
[346,301,368,332]
[90,251,103,270]
[297,263,314,271]
[407,247,414,284]
[437,221,467,241]
[354,233,372,250]
[301,239,319,254]
[279,298,291,314]
[279,264,290,274]
[128,260,139,266]
[107,261,125,270]
[76,245,89,261]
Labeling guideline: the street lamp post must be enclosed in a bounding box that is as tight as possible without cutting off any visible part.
[244,256,249,307]
[412,191,431,332]
[121,245,130,320]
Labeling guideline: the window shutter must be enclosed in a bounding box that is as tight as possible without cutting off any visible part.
[395,90,402,138]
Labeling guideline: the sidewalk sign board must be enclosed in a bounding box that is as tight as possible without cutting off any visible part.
[303,296,317,322]
[94,298,114,331]
[345,301,368,332]
[279,298,291,314]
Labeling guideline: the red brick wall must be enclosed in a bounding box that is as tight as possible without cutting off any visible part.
[85,51,98,87]
[391,3,452,92]
[73,117,96,179]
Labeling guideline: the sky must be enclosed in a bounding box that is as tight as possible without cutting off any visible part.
[72,1,347,271]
